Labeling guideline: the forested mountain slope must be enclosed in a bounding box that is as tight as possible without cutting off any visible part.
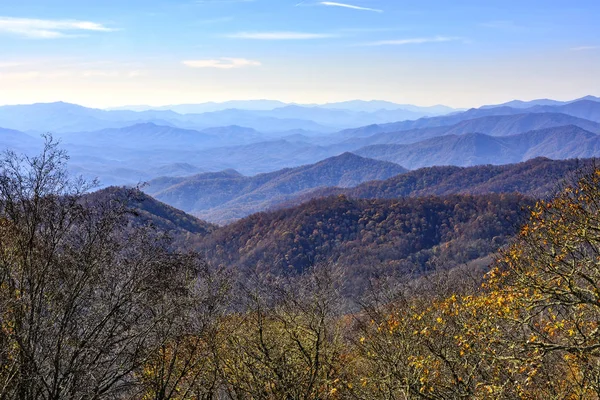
[87,186,217,237]
[199,193,532,292]
[286,157,591,207]
[146,153,407,224]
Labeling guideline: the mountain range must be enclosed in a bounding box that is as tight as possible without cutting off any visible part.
[56,106,600,182]
[147,155,591,225]
[84,181,537,294]
[1,94,600,200]
[0,100,458,134]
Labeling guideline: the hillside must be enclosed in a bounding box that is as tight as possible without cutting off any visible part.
[287,157,590,206]
[354,125,599,169]
[145,153,407,224]
[0,127,42,152]
[86,186,217,238]
[200,193,532,293]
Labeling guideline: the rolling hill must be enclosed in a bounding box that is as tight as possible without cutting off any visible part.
[285,157,592,208]
[145,153,407,224]
[85,186,217,238]
[199,193,532,293]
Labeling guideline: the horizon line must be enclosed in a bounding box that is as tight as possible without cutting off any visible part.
[0,94,597,111]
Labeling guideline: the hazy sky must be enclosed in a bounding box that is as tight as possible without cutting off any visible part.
[0,0,599,108]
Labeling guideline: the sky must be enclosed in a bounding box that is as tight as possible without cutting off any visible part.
[0,0,599,108]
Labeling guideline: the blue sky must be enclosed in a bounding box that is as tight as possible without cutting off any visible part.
[0,0,598,108]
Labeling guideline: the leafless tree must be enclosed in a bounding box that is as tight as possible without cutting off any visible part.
[0,136,227,400]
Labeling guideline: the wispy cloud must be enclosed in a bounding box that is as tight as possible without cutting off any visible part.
[196,16,234,24]
[296,1,382,12]
[571,45,599,51]
[0,68,144,81]
[0,16,116,38]
[226,31,336,40]
[480,20,518,29]
[319,2,382,12]
[337,27,410,33]
[195,0,254,3]
[359,36,460,46]
[182,58,261,69]
[0,62,23,68]
[80,70,144,78]
[478,20,525,32]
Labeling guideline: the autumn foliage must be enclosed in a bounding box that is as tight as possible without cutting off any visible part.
[133,164,600,399]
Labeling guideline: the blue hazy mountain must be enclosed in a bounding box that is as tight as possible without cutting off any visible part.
[480,95,600,109]
[2,96,600,188]
[2,97,597,138]
[354,125,600,169]
[0,101,450,133]
[110,100,290,113]
[0,102,335,133]
[338,100,600,138]
[57,123,267,149]
[110,99,460,115]
[144,152,407,224]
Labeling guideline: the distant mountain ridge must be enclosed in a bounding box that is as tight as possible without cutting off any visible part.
[57,123,266,149]
[109,99,459,115]
[338,100,600,139]
[284,157,592,208]
[0,100,458,134]
[144,153,407,224]
[354,125,600,169]
[480,95,600,109]
[337,112,600,151]
[2,95,600,190]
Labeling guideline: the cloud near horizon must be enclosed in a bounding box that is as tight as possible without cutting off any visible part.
[319,2,383,12]
[571,45,599,51]
[360,36,460,46]
[226,31,336,40]
[0,16,115,38]
[182,58,261,69]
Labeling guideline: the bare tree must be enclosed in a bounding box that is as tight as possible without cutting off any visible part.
[0,136,223,400]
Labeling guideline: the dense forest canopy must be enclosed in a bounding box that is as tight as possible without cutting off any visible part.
[200,193,532,294]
